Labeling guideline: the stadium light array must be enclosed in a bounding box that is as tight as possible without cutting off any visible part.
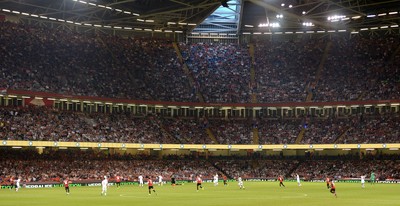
[258,22,280,28]
[2,8,399,36]
[327,15,346,22]
[302,22,314,27]
[71,0,140,16]
[0,8,192,34]
[166,21,196,26]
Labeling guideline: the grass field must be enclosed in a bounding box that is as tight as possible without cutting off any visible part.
[1,182,399,206]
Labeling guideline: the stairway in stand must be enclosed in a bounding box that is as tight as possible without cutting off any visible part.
[294,128,306,144]
[252,128,259,145]
[249,43,257,103]
[334,127,351,144]
[206,128,219,144]
[305,41,332,102]
[172,42,205,102]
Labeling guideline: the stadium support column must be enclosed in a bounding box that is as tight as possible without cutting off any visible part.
[4,96,9,106]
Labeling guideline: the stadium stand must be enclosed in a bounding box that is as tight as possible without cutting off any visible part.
[1,21,400,186]
[1,149,399,184]
[1,22,400,103]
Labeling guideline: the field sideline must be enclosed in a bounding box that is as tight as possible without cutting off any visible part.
[1,182,398,206]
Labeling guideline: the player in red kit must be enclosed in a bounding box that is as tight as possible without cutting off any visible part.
[9,176,14,190]
[330,179,337,198]
[147,176,157,195]
[326,177,330,189]
[223,175,228,186]
[196,175,204,191]
[115,175,121,189]
[278,176,285,187]
[63,178,72,195]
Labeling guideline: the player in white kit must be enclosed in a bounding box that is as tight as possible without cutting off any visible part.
[158,175,163,186]
[296,174,301,186]
[139,175,144,187]
[361,175,366,188]
[101,176,108,196]
[238,176,244,189]
[213,173,219,186]
[15,177,21,192]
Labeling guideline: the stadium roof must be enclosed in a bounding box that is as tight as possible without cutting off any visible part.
[1,0,399,35]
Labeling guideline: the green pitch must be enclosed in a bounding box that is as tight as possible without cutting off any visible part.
[1,182,398,206]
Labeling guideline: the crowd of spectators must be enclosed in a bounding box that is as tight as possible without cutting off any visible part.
[208,119,253,144]
[2,149,398,185]
[1,21,399,145]
[179,42,252,103]
[339,114,400,144]
[293,159,400,180]
[161,117,210,144]
[0,21,195,102]
[253,38,324,103]
[257,118,302,144]
[0,149,219,184]
[312,36,400,102]
[212,159,299,179]
[363,42,400,100]
[102,36,196,102]
[1,21,399,103]
[1,106,399,144]
[300,117,350,144]
[0,106,175,143]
